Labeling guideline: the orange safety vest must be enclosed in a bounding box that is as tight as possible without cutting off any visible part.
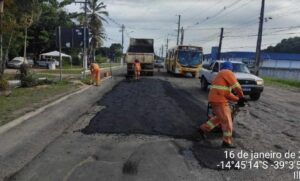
[134,62,141,71]
[208,69,244,104]
[90,63,100,73]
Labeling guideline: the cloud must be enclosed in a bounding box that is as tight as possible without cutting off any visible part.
[66,0,300,54]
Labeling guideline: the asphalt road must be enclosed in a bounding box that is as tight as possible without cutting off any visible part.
[1,70,300,181]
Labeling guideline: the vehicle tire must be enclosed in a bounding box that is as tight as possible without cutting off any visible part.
[201,77,208,91]
[250,93,261,101]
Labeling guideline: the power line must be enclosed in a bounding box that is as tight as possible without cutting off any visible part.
[204,0,253,25]
[183,0,224,23]
[185,0,244,30]
[106,16,122,27]
[224,31,300,38]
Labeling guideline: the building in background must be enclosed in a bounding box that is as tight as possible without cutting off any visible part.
[204,47,300,80]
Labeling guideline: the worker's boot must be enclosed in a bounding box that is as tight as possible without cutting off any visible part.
[221,142,236,149]
[198,129,207,140]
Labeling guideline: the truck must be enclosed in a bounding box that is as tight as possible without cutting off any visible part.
[199,60,264,100]
[125,38,155,76]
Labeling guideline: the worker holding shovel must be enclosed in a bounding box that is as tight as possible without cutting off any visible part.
[199,61,246,148]
[90,63,100,86]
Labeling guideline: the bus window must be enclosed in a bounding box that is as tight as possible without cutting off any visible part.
[178,51,202,66]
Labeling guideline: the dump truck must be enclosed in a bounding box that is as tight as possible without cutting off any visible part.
[125,38,155,76]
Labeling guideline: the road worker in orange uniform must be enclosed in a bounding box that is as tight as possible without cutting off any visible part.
[199,61,245,148]
[133,59,141,80]
[90,63,100,86]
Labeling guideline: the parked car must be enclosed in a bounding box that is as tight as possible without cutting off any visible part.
[7,57,34,69]
[199,60,264,100]
[36,58,59,67]
[154,59,164,68]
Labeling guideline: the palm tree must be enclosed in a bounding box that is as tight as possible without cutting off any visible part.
[86,0,108,62]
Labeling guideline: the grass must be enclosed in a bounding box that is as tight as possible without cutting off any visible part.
[0,63,122,125]
[37,63,121,75]
[262,76,300,88]
[3,74,16,80]
[61,64,82,69]
[0,80,82,126]
[100,63,121,68]
[40,69,82,74]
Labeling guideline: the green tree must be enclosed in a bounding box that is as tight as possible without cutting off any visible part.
[0,0,41,74]
[86,0,108,62]
[26,0,74,59]
[264,37,300,53]
[109,43,122,62]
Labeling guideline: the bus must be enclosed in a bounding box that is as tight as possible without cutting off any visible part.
[165,45,203,77]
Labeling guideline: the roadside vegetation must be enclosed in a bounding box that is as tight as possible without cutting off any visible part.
[263,76,300,88]
[0,80,82,126]
[0,0,122,80]
[0,59,121,125]
[37,63,121,75]
[0,64,88,125]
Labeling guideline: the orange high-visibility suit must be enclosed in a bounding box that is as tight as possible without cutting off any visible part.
[200,69,244,145]
[133,61,141,80]
[90,63,100,86]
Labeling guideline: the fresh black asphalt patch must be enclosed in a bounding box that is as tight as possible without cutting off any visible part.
[82,78,207,140]
[82,78,233,170]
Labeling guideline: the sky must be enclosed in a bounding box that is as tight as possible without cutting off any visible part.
[65,0,300,55]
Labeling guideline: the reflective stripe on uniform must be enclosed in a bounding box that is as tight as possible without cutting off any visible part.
[231,82,240,89]
[207,120,216,129]
[223,131,232,137]
[209,85,231,91]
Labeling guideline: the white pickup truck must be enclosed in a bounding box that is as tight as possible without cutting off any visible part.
[199,60,264,100]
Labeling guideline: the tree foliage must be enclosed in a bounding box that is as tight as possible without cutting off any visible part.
[0,0,110,75]
[264,37,300,53]
[1,0,41,74]
[109,43,122,62]
[27,1,74,58]
[1,0,76,62]
[87,0,108,61]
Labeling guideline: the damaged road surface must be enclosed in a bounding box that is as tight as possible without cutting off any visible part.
[2,71,300,181]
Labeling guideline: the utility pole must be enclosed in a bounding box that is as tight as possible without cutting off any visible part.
[0,0,4,74]
[74,0,89,77]
[121,24,125,65]
[177,15,181,45]
[83,0,88,77]
[217,27,224,60]
[121,24,125,52]
[254,0,265,76]
[161,44,164,58]
[23,26,28,63]
[166,37,169,57]
[58,26,62,81]
[180,27,184,45]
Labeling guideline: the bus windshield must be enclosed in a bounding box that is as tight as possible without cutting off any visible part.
[178,51,202,66]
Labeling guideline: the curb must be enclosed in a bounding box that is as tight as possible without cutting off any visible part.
[0,76,113,135]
